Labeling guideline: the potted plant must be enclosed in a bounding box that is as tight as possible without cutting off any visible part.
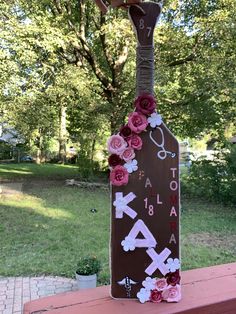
[75,255,101,290]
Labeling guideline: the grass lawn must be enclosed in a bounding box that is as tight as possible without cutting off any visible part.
[0,163,80,181]
[0,182,235,285]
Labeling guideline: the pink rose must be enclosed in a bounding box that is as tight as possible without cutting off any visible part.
[121,147,135,162]
[150,289,162,303]
[107,135,127,155]
[128,134,142,150]
[162,284,181,303]
[128,112,148,134]
[156,278,168,291]
[134,93,156,115]
[110,165,129,186]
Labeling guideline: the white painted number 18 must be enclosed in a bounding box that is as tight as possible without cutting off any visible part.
[139,19,152,37]
[144,198,154,216]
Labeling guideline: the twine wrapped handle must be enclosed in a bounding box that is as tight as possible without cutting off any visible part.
[94,1,162,97]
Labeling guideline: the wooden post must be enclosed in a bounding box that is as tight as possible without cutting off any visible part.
[110,2,181,303]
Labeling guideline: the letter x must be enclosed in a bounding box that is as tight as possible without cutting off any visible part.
[145,248,171,276]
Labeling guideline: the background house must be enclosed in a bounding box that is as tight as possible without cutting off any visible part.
[0,124,24,161]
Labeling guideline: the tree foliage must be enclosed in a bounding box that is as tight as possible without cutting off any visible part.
[0,0,235,163]
[155,0,236,138]
[182,145,236,205]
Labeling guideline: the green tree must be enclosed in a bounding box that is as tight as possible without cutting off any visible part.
[0,0,235,166]
[155,0,236,140]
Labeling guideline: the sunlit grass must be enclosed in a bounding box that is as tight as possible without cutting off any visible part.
[0,163,80,180]
[0,168,33,175]
[0,197,73,219]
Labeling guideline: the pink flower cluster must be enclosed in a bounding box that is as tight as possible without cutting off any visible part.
[152,271,181,303]
[107,94,157,186]
[150,283,181,303]
[137,271,181,304]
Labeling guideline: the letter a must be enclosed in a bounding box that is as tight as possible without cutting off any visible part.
[170,206,177,217]
[121,220,157,252]
[169,233,177,244]
[145,177,152,188]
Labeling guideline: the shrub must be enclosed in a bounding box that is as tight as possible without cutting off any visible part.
[0,142,12,160]
[181,145,236,205]
[76,256,101,275]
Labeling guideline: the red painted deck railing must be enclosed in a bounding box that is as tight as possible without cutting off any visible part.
[24,262,236,314]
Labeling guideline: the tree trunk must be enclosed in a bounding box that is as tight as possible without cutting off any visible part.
[58,105,67,164]
[90,138,96,164]
[36,135,43,164]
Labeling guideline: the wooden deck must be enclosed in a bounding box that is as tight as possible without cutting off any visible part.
[24,262,236,314]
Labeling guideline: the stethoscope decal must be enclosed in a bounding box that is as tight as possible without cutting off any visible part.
[149,127,176,160]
